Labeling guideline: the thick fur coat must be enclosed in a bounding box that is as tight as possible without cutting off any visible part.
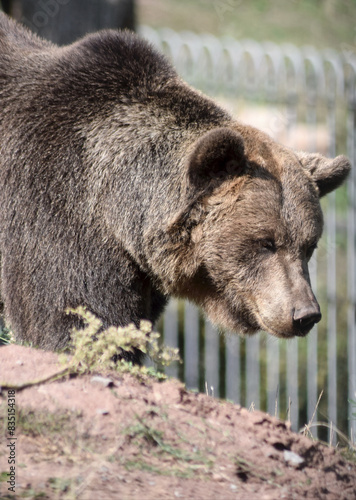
[0,13,350,354]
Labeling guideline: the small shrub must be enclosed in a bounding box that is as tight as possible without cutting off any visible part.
[62,306,181,380]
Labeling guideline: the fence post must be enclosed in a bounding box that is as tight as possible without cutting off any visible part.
[266,338,279,418]
[326,84,338,446]
[286,338,299,431]
[304,53,320,439]
[246,335,260,410]
[163,299,179,379]
[204,319,220,397]
[346,62,356,444]
[225,334,241,404]
[184,302,200,392]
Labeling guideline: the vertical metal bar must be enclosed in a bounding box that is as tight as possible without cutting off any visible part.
[285,90,300,431]
[347,84,356,443]
[266,338,279,417]
[164,299,179,378]
[225,333,241,404]
[306,76,319,438]
[327,192,337,444]
[184,301,200,391]
[286,337,299,431]
[246,334,260,410]
[308,256,318,437]
[204,319,220,397]
[326,98,337,445]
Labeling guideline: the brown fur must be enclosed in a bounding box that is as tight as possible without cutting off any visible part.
[0,13,350,356]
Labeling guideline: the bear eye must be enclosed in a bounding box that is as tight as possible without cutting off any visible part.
[259,239,276,253]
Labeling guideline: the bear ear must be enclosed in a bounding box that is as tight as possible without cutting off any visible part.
[187,127,246,189]
[297,152,351,198]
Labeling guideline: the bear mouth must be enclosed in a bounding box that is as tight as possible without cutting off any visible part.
[293,321,318,337]
[253,310,316,339]
[199,285,318,339]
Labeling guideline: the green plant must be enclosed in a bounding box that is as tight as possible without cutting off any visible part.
[62,306,181,380]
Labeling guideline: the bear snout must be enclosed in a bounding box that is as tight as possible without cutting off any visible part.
[246,275,322,339]
[292,304,322,336]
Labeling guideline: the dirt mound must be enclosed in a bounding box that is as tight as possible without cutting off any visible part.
[0,344,355,499]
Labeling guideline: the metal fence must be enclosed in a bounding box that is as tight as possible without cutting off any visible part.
[140,26,356,445]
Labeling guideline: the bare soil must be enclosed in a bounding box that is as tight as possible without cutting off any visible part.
[0,344,355,500]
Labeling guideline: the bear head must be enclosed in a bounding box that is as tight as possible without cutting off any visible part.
[156,125,350,339]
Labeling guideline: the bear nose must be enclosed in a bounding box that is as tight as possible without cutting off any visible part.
[293,306,322,334]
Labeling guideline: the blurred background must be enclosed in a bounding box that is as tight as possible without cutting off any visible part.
[1,0,356,447]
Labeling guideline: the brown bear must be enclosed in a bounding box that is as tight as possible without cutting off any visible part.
[0,12,351,357]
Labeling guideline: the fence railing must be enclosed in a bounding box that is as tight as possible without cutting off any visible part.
[140,26,356,445]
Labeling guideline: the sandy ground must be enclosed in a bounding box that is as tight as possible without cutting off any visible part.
[0,344,355,500]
